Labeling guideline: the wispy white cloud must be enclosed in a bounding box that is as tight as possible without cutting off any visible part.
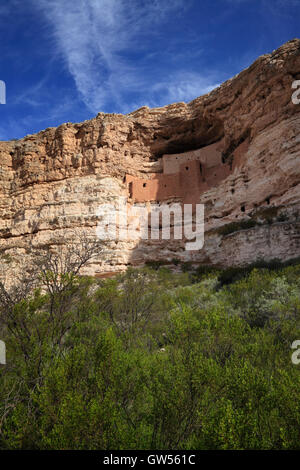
[150,72,220,106]
[35,0,218,113]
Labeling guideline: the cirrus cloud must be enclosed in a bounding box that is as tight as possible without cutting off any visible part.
[35,0,219,113]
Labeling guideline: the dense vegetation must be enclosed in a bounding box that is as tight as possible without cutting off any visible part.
[1,255,300,450]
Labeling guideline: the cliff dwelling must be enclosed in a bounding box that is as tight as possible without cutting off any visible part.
[125,139,240,205]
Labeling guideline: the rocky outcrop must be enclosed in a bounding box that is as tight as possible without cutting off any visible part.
[0,39,300,276]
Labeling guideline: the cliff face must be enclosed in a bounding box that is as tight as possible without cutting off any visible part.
[0,39,300,276]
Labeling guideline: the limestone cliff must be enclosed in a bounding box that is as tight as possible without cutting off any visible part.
[0,39,300,276]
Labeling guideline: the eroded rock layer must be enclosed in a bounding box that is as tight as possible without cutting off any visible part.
[0,39,300,275]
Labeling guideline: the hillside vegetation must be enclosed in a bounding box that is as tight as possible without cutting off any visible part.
[1,258,300,449]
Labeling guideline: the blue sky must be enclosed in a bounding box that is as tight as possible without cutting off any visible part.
[0,0,299,140]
